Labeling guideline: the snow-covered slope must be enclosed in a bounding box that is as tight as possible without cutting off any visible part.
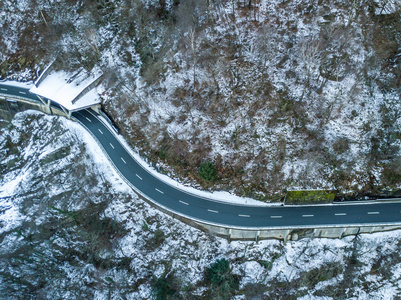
[1,110,401,299]
[1,1,401,199]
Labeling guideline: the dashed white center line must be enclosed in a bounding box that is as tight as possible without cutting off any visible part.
[98,129,103,134]
[302,214,314,217]
[136,174,143,180]
[270,216,282,219]
[110,143,114,149]
[155,188,164,194]
[19,91,26,94]
[179,200,189,205]
[1,88,7,91]
[368,212,379,215]
[85,117,92,122]
[208,209,219,213]
[239,214,250,218]
[335,213,347,216]
[121,157,126,164]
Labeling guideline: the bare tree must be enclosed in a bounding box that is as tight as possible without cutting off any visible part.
[84,28,100,57]
[188,28,201,90]
[374,0,401,15]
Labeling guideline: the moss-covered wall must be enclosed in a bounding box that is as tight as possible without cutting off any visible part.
[285,190,336,205]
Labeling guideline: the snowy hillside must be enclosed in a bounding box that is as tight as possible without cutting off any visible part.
[1,110,401,298]
[1,1,401,200]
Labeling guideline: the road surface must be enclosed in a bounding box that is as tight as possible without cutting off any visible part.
[2,82,401,229]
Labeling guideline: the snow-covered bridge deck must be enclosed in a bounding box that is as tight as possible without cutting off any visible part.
[29,63,102,116]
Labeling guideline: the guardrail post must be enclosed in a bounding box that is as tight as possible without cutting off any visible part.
[255,230,260,242]
[227,228,232,242]
[283,229,290,244]
[46,99,52,115]
[36,95,47,106]
[91,104,101,114]
[35,95,52,115]
[339,228,346,239]
[60,106,71,119]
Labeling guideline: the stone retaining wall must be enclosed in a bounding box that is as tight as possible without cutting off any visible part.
[198,222,401,242]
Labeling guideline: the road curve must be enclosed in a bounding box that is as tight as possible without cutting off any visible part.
[2,82,401,229]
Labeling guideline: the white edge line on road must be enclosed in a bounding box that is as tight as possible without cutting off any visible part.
[179,200,189,205]
[71,115,401,231]
[271,216,282,218]
[367,212,379,215]
[6,87,401,232]
[208,209,218,213]
[239,214,250,218]
[136,174,143,180]
[121,157,126,164]
[335,213,347,216]
[302,215,314,217]
[155,188,164,194]
[84,108,276,208]
[110,143,114,149]
[98,129,103,134]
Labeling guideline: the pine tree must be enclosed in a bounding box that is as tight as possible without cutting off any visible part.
[198,161,216,182]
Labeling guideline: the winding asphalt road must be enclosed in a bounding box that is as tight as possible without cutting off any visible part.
[2,82,401,229]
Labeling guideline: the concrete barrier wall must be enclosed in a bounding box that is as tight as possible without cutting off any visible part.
[0,95,98,120]
[198,222,401,241]
[0,96,46,120]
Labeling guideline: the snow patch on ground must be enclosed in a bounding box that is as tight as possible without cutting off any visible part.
[0,195,24,235]
[2,111,401,298]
